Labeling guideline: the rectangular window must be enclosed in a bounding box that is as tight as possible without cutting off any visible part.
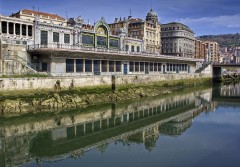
[109,38,119,48]
[131,46,135,52]
[53,32,59,42]
[158,63,161,71]
[173,64,176,71]
[102,60,108,72]
[76,59,83,72]
[182,64,185,71]
[170,64,172,71]
[9,22,14,34]
[97,36,107,47]
[66,59,74,73]
[116,61,121,72]
[85,59,92,72]
[109,61,114,72]
[82,34,94,45]
[137,46,140,52]
[41,31,48,45]
[28,25,32,36]
[22,24,26,36]
[15,23,20,35]
[64,34,70,44]
[135,62,139,72]
[1,21,7,33]
[154,63,158,71]
[150,63,153,71]
[140,62,144,72]
[167,63,169,71]
[125,45,129,51]
[130,62,134,72]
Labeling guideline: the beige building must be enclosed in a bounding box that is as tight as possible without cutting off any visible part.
[161,22,195,58]
[10,9,67,26]
[109,9,161,54]
[203,41,220,62]
[195,39,206,60]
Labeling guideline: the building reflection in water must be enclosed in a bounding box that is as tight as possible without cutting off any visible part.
[220,82,240,97]
[0,87,220,166]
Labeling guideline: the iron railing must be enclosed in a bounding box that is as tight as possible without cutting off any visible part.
[28,43,204,62]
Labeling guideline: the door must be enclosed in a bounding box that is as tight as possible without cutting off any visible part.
[145,62,149,74]
[94,60,100,75]
[124,64,128,75]
[188,66,190,73]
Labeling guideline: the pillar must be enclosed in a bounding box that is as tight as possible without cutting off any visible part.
[26,25,28,36]
[0,21,2,34]
[13,23,15,35]
[6,22,9,35]
[20,24,22,37]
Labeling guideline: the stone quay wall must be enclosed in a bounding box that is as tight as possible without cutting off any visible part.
[0,73,211,91]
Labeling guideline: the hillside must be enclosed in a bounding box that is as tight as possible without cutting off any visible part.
[198,33,240,47]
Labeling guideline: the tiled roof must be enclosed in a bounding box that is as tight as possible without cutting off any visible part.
[20,9,66,21]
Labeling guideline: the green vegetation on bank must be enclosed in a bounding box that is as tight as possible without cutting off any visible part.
[1,73,49,78]
[0,78,212,118]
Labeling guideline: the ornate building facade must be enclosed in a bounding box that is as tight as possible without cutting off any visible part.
[0,9,200,76]
[161,22,195,58]
[109,9,161,54]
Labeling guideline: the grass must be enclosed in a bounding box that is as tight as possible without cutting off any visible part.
[0,73,49,78]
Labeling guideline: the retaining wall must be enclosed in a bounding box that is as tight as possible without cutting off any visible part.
[0,73,211,90]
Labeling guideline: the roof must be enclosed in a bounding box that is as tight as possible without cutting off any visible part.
[11,9,66,21]
[147,8,158,17]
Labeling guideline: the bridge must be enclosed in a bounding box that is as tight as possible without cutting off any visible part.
[212,63,240,80]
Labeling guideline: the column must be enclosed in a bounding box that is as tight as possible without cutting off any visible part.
[0,21,2,33]
[13,23,15,35]
[20,24,22,37]
[6,22,9,35]
[26,25,28,36]
[74,59,76,73]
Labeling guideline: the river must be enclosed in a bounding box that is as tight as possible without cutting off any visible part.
[0,83,240,167]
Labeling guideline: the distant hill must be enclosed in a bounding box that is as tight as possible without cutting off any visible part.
[198,33,240,47]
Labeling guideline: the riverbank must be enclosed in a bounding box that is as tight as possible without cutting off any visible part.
[0,78,212,117]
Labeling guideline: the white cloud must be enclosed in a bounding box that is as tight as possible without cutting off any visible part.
[177,14,240,28]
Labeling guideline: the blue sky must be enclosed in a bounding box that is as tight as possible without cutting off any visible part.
[0,0,239,36]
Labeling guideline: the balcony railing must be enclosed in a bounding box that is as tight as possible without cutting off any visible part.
[28,43,204,62]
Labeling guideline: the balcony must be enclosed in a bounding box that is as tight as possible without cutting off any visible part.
[28,43,203,62]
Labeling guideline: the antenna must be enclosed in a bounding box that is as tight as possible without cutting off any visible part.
[33,6,35,11]
[130,9,132,16]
